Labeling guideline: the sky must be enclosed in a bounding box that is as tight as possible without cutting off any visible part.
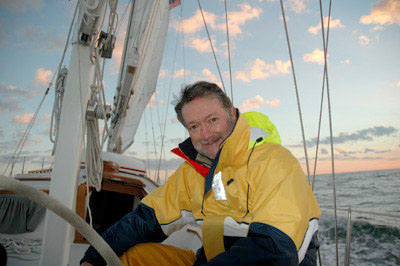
[0,0,399,180]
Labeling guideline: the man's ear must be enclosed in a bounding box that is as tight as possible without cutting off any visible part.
[229,107,237,123]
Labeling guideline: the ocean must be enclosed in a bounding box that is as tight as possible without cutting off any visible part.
[313,168,400,266]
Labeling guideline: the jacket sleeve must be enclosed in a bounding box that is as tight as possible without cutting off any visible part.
[80,203,167,265]
[249,146,320,250]
[200,223,298,266]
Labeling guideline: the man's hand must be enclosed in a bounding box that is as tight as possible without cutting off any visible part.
[80,263,93,266]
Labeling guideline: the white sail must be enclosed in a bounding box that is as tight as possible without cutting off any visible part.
[108,0,170,153]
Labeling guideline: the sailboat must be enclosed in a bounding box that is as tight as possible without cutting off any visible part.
[1,0,399,265]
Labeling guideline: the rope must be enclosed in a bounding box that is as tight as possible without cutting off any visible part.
[196,0,226,93]
[2,88,50,176]
[278,0,311,182]
[0,237,41,261]
[224,0,234,104]
[0,175,124,266]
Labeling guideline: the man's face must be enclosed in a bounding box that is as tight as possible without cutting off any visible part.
[181,96,235,159]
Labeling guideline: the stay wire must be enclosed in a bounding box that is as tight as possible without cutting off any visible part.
[197,0,226,93]
[278,0,311,182]
[2,88,50,176]
[224,0,234,104]
[317,1,338,265]
[180,2,186,85]
[157,12,181,183]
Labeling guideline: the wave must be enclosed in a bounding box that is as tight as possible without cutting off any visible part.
[318,215,400,265]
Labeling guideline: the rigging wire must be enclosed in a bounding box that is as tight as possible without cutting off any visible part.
[316,1,339,265]
[156,13,182,183]
[196,0,226,93]
[4,1,79,175]
[223,0,234,104]
[278,0,311,182]
[180,2,186,85]
[2,88,50,176]
[144,111,151,175]
[149,105,159,182]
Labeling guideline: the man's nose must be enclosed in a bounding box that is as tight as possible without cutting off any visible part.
[201,124,211,140]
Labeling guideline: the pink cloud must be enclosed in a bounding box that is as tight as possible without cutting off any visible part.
[30,67,53,86]
[286,0,310,14]
[173,10,218,34]
[188,37,218,53]
[235,59,291,82]
[360,0,400,26]
[108,31,126,75]
[302,49,327,65]
[173,68,191,78]
[240,95,281,111]
[308,17,346,35]
[216,3,262,38]
[13,113,34,124]
[359,35,371,45]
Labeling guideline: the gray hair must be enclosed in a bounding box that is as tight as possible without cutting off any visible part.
[174,81,233,127]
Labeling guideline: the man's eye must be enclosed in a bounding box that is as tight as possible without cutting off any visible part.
[189,125,198,131]
[210,117,218,123]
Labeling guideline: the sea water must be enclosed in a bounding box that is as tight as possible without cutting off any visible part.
[312,168,400,266]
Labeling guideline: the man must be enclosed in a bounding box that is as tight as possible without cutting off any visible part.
[81,81,321,265]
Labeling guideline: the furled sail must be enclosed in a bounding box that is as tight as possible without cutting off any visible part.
[108,0,171,153]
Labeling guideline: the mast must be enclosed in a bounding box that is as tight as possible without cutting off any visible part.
[40,1,107,265]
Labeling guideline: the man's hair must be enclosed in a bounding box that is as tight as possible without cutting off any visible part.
[174,81,233,127]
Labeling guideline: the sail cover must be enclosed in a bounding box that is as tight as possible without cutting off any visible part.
[108,0,170,153]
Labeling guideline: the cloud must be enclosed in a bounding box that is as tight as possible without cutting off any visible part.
[360,0,400,26]
[174,10,218,34]
[286,0,310,14]
[0,0,45,13]
[108,30,126,75]
[170,117,179,124]
[308,17,346,35]
[303,49,327,65]
[30,67,53,87]
[0,97,24,113]
[216,3,263,38]
[306,126,397,147]
[359,35,371,45]
[12,113,34,124]
[158,69,168,78]
[235,59,291,82]
[188,37,218,53]
[192,68,219,84]
[173,68,191,78]
[240,95,281,111]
